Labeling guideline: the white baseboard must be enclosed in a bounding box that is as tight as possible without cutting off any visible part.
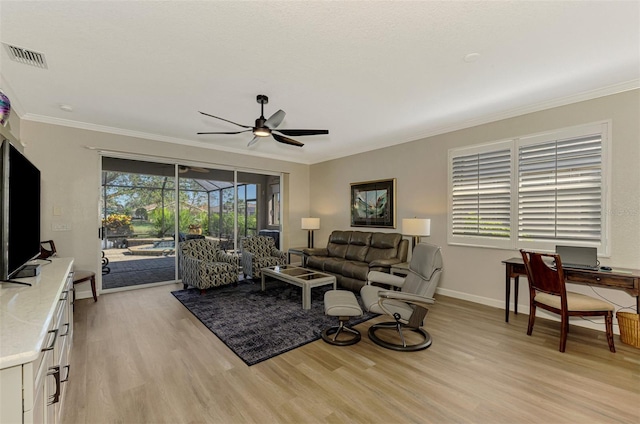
[435,287,621,335]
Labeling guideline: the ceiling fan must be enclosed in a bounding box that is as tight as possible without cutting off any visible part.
[198,94,329,147]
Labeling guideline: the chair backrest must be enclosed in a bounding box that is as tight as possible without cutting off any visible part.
[179,239,220,262]
[38,240,57,259]
[401,243,443,298]
[241,236,276,257]
[520,250,567,300]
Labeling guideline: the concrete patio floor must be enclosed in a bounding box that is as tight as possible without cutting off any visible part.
[102,248,177,290]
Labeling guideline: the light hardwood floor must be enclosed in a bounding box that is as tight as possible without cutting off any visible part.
[62,283,639,424]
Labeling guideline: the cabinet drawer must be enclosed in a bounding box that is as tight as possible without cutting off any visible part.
[566,271,635,290]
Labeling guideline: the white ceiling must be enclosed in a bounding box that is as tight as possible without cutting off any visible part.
[1,1,638,165]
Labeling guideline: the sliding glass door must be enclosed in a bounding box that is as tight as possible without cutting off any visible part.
[101,158,177,290]
[101,156,282,292]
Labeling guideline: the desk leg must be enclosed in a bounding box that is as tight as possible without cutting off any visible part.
[505,268,511,323]
[261,274,266,291]
[514,276,519,315]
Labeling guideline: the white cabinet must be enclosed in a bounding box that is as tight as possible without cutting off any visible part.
[0,258,74,424]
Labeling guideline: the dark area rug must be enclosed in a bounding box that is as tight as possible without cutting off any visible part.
[171,280,375,366]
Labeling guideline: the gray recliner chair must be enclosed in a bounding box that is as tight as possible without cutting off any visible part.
[360,242,443,351]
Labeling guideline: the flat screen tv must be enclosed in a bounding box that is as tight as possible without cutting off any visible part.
[0,139,41,281]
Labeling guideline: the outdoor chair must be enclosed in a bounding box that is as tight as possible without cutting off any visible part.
[179,239,240,293]
[240,235,287,279]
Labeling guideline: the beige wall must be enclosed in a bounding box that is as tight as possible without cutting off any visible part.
[310,89,640,333]
[20,122,311,298]
[14,90,640,332]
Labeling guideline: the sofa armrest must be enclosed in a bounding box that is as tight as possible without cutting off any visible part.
[368,258,402,268]
[303,247,328,257]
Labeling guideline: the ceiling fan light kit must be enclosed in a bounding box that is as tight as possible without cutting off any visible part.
[199,94,328,147]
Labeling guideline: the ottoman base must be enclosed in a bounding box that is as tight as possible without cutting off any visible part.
[322,290,363,346]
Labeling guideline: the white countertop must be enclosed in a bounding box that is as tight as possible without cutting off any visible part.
[0,258,74,369]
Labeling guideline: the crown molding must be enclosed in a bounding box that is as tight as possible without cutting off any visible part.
[19,114,313,165]
[18,80,639,166]
[312,80,640,164]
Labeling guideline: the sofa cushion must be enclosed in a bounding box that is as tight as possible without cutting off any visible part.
[345,231,371,261]
[341,261,370,281]
[324,257,347,275]
[365,233,402,263]
[327,230,350,258]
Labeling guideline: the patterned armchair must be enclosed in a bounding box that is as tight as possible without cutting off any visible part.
[241,235,287,279]
[179,239,240,293]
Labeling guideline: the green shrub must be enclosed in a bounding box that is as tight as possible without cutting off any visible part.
[102,214,134,236]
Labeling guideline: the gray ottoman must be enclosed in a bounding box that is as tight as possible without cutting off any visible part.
[322,290,363,346]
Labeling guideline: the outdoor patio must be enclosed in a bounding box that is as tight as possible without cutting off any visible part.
[102,248,177,290]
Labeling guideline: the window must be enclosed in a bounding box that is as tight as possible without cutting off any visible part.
[268,184,280,226]
[450,143,512,247]
[448,122,609,253]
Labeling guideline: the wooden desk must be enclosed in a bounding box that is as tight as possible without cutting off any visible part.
[502,257,640,322]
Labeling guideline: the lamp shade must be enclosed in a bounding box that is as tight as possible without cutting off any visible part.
[402,218,431,236]
[301,217,320,230]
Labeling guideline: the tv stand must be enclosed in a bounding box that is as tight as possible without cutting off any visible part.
[0,258,74,423]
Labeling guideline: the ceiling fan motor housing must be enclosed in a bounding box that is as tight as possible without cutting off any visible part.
[254,117,271,136]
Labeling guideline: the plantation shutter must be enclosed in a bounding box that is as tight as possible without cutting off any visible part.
[518,134,602,243]
[451,148,511,238]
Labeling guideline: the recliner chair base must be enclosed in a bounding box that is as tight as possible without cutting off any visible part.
[368,322,432,351]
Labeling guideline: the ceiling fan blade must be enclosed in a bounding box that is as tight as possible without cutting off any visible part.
[247,136,260,147]
[275,129,329,136]
[199,111,252,129]
[197,129,252,135]
[273,133,304,147]
[179,166,209,174]
[265,109,285,129]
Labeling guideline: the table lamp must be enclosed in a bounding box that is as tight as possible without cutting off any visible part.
[402,218,431,250]
[301,217,320,248]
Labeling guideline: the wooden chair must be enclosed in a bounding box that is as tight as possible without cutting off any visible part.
[520,250,615,353]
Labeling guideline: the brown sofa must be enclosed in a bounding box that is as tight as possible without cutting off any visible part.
[303,230,408,292]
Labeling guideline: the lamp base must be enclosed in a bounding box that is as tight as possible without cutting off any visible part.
[411,236,421,250]
[307,230,315,249]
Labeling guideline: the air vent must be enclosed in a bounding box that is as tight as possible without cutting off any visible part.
[3,43,48,69]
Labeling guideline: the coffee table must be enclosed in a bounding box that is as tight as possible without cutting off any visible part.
[261,265,337,310]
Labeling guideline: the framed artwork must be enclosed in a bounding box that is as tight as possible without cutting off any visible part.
[350,178,396,228]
